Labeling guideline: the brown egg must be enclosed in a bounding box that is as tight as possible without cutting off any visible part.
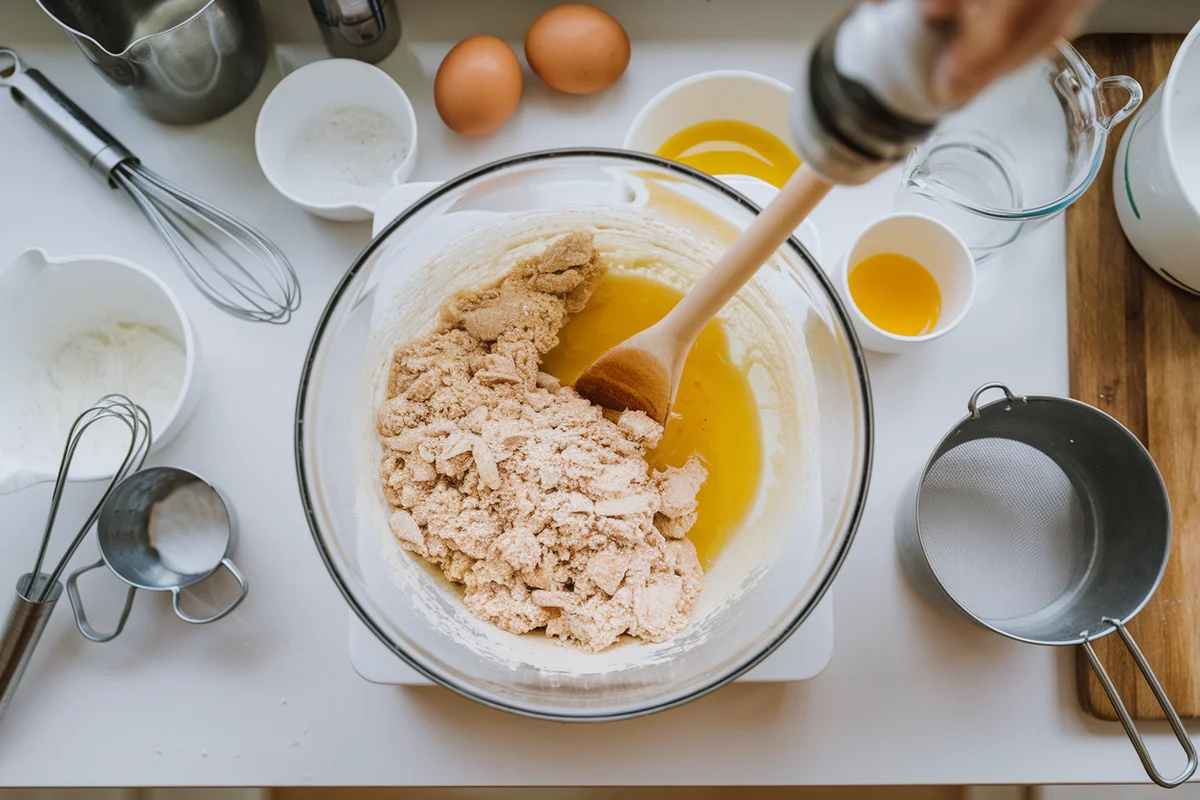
[434,36,523,136]
[525,4,631,95]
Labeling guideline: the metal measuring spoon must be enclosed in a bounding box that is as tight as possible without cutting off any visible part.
[66,467,248,642]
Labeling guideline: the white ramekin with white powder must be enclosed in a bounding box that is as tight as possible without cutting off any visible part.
[255,59,418,222]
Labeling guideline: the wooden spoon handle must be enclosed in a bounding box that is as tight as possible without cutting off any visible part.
[666,164,832,345]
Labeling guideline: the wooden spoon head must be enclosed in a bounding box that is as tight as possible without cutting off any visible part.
[574,343,673,425]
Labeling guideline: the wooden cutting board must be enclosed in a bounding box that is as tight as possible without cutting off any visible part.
[1068,34,1200,720]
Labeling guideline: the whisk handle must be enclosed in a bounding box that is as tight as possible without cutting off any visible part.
[0,49,135,185]
[0,574,62,724]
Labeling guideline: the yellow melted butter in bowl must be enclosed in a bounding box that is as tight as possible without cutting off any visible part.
[542,271,764,569]
[655,120,801,190]
[848,252,942,337]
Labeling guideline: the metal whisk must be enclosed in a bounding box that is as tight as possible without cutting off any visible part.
[0,395,150,723]
[0,49,300,324]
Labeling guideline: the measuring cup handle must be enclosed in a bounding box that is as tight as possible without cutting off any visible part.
[1082,621,1199,788]
[1095,75,1143,131]
[171,558,248,625]
[65,560,137,643]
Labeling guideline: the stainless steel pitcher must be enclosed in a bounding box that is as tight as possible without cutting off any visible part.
[36,0,267,125]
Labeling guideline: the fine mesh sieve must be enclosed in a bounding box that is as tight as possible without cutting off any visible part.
[897,383,1197,788]
[920,438,1089,626]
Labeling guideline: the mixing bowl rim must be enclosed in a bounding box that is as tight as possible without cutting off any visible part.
[293,147,874,721]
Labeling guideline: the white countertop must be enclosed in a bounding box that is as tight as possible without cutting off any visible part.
[1,0,1198,788]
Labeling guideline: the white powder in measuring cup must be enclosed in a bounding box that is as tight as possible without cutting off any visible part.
[3,321,185,476]
[286,106,410,207]
[148,481,229,576]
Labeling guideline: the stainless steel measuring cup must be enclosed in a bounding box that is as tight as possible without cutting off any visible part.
[897,383,1197,789]
[35,0,267,124]
[66,467,248,642]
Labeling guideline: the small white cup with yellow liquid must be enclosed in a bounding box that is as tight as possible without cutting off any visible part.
[836,214,976,354]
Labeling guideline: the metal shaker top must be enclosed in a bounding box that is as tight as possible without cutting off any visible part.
[308,0,401,63]
[791,0,950,185]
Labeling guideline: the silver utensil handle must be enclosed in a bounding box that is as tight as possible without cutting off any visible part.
[967,382,1026,419]
[0,48,135,184]
[66,560,138,643]
[172,558,249,624]
[1082,621,1199,789]
[0,574,63,723]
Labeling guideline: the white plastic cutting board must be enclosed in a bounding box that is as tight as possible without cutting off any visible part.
[349,592,833,684]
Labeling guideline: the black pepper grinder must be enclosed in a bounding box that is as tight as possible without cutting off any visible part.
[308,0,401,63]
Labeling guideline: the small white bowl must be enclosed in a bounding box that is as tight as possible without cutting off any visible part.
[624,70,795,156]
[836,214,976,354]
[0,249,200,494]
[256,59,418,222]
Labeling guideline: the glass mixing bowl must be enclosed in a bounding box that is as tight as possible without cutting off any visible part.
[295,149,871,720]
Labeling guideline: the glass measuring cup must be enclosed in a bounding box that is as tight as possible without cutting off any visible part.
[898,41,1141,261]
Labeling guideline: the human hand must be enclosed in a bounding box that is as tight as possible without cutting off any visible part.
[920,0,1098,105]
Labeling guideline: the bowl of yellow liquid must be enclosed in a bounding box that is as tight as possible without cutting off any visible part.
[624,70,801,190]
[837,214,976,354]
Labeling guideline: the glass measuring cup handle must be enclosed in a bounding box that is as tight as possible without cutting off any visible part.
[1081,620,1199,788]
[1095,75,1144,131]
[65,560,137,643]
[170,558,248,625]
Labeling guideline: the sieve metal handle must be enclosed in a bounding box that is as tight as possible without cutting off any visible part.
[967,383,1026,419]
[171,558,248,625]
[1081,621,1198,788]
[66,560,138,643]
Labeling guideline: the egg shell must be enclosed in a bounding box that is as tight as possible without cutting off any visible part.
[435,35,523,136]
[525,4,631,95]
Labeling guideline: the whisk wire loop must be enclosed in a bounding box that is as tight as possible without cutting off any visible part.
[114,164,300,324]
[27,395,152,602]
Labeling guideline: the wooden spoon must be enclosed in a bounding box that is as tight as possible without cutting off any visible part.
[575,164,833,424]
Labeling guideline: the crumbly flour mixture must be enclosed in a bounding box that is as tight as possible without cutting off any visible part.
[377,232,708,652]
